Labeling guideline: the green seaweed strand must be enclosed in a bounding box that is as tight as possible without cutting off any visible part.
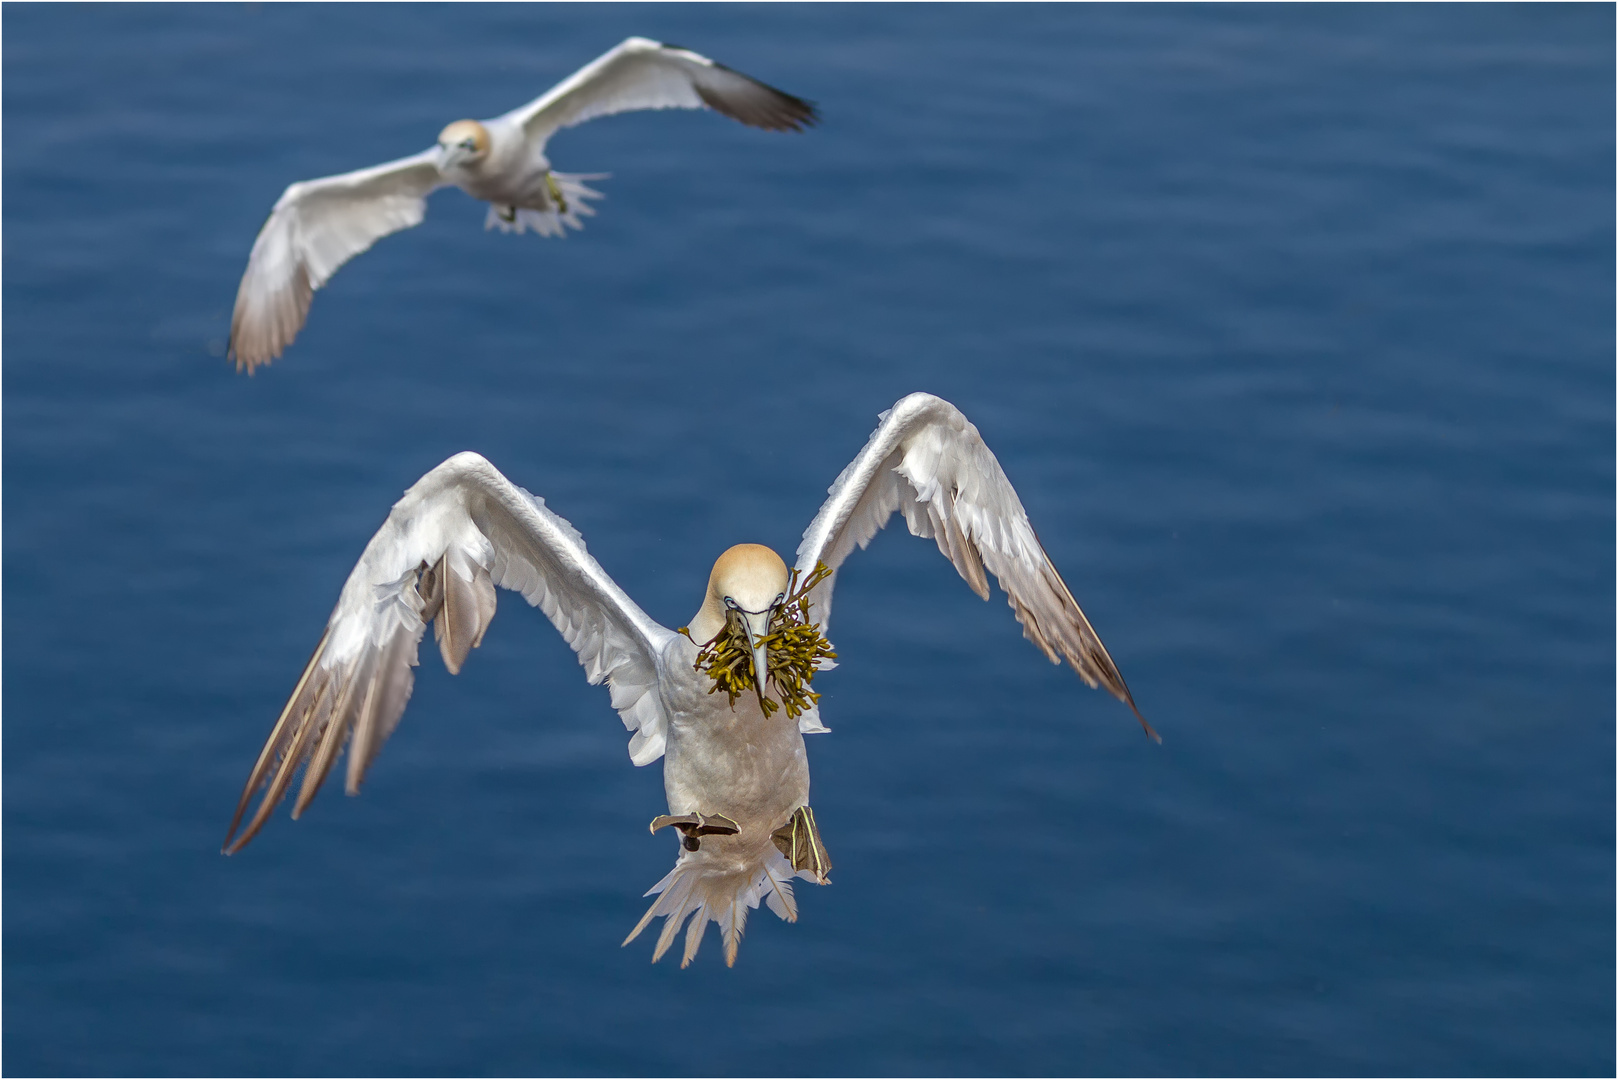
[677,561,837,719]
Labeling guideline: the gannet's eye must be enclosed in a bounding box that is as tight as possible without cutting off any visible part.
[723,597,739,611]
[461,138,477,150]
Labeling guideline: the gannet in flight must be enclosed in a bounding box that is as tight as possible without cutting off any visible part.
[222,393,1154,967]
[227,37,816,372]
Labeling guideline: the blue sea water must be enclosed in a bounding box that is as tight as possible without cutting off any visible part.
[3,4,1612,1075]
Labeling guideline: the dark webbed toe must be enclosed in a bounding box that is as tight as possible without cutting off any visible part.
[649,812,741,851]
[771,805,832,882]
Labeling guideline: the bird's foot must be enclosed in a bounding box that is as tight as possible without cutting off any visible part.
[771,805,832,883]
[650,811,740,852]
[544,172,569,215]
[498,205,517,223]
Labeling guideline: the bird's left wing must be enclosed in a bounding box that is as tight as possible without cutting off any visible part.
[504,37,816,147]
[795,393,1155,739]
[228,149,444,373]
[223,452,678,853]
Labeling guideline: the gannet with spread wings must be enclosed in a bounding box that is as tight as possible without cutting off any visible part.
[228,37,816,372]
[222,393,1154,967]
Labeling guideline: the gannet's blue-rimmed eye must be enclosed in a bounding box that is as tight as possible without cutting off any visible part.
[723,597,739,610]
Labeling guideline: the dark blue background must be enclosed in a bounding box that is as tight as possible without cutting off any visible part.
[5,4,1612,1075]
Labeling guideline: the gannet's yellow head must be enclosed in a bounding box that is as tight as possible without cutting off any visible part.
[436,119,490,169]
[689,544,790,679]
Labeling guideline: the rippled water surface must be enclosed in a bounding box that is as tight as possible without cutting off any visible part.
[5,5,1612,1075]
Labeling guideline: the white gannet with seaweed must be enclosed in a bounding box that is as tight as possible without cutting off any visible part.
[221,393,1155,967]
[227,37,816,372]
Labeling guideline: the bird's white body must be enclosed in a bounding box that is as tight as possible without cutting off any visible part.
[661,654,810,839]
[650,654,815,962]
[224,394,1151,967]
[433,115,599,234]
[228,37,816,370]
[438,115,551,209]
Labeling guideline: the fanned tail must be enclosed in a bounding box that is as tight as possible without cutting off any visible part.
[483,173,607,237]
[622,848,807,968]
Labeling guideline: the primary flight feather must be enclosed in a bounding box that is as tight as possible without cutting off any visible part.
[228,37,816,372]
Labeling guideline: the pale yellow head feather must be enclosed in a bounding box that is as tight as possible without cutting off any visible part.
[688,544,789,642]
[437,119,490,159]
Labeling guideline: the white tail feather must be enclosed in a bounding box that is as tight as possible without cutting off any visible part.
[482,173,607,237]
[624,848,808,968]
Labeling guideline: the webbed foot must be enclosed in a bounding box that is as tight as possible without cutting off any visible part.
[544,172,569,215]
[771,805,832,883]
[650,811,740,852]
[497,205,516,223]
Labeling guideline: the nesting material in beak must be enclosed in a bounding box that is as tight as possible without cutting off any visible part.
[679,561,837,719]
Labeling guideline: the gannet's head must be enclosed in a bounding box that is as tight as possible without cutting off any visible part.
[689,544,790,685]
[436,120,490,169]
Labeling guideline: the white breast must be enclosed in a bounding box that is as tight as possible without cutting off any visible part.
[658,639,811,842]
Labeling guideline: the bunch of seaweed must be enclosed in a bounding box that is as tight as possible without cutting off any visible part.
[679,561,837,719]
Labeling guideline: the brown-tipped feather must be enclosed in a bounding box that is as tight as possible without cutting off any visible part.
[229,261,311,375]
[343,627,419,795]
[418,556,445,625]
[435,562,496,673]
[343,661,385,797]
[470,565,497,648]
[437,565,478,674]
[222,628,330,851]
[225,679,329,854]
[292,673,357,819]
[1038,548,1159,743]
[945,508,991,601]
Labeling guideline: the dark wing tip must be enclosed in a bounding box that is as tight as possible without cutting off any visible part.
[221,773,270,855]
[1127,697,1161,744]
[1101,656,1158,743]
[1034,546,1158,743]
[697,65,819,133]
[221,795,271,855]
[220,817,247,855]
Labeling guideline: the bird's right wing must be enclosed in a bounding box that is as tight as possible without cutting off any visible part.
[795,393,1154,738]
[505,37,816,147]
[223,452,677,853]
[228,149,443,373]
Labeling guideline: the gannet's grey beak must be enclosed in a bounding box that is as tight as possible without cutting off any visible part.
[742,608,773,705]
[435,144,469,171]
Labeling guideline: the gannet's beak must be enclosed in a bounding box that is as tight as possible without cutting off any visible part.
[741,608,773,706]
[436,143,472,171]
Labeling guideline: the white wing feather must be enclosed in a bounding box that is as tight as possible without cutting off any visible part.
[223,452,676,852]
[795,393,1154,737]
[228,149,443,372]
[506,37,816,147]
